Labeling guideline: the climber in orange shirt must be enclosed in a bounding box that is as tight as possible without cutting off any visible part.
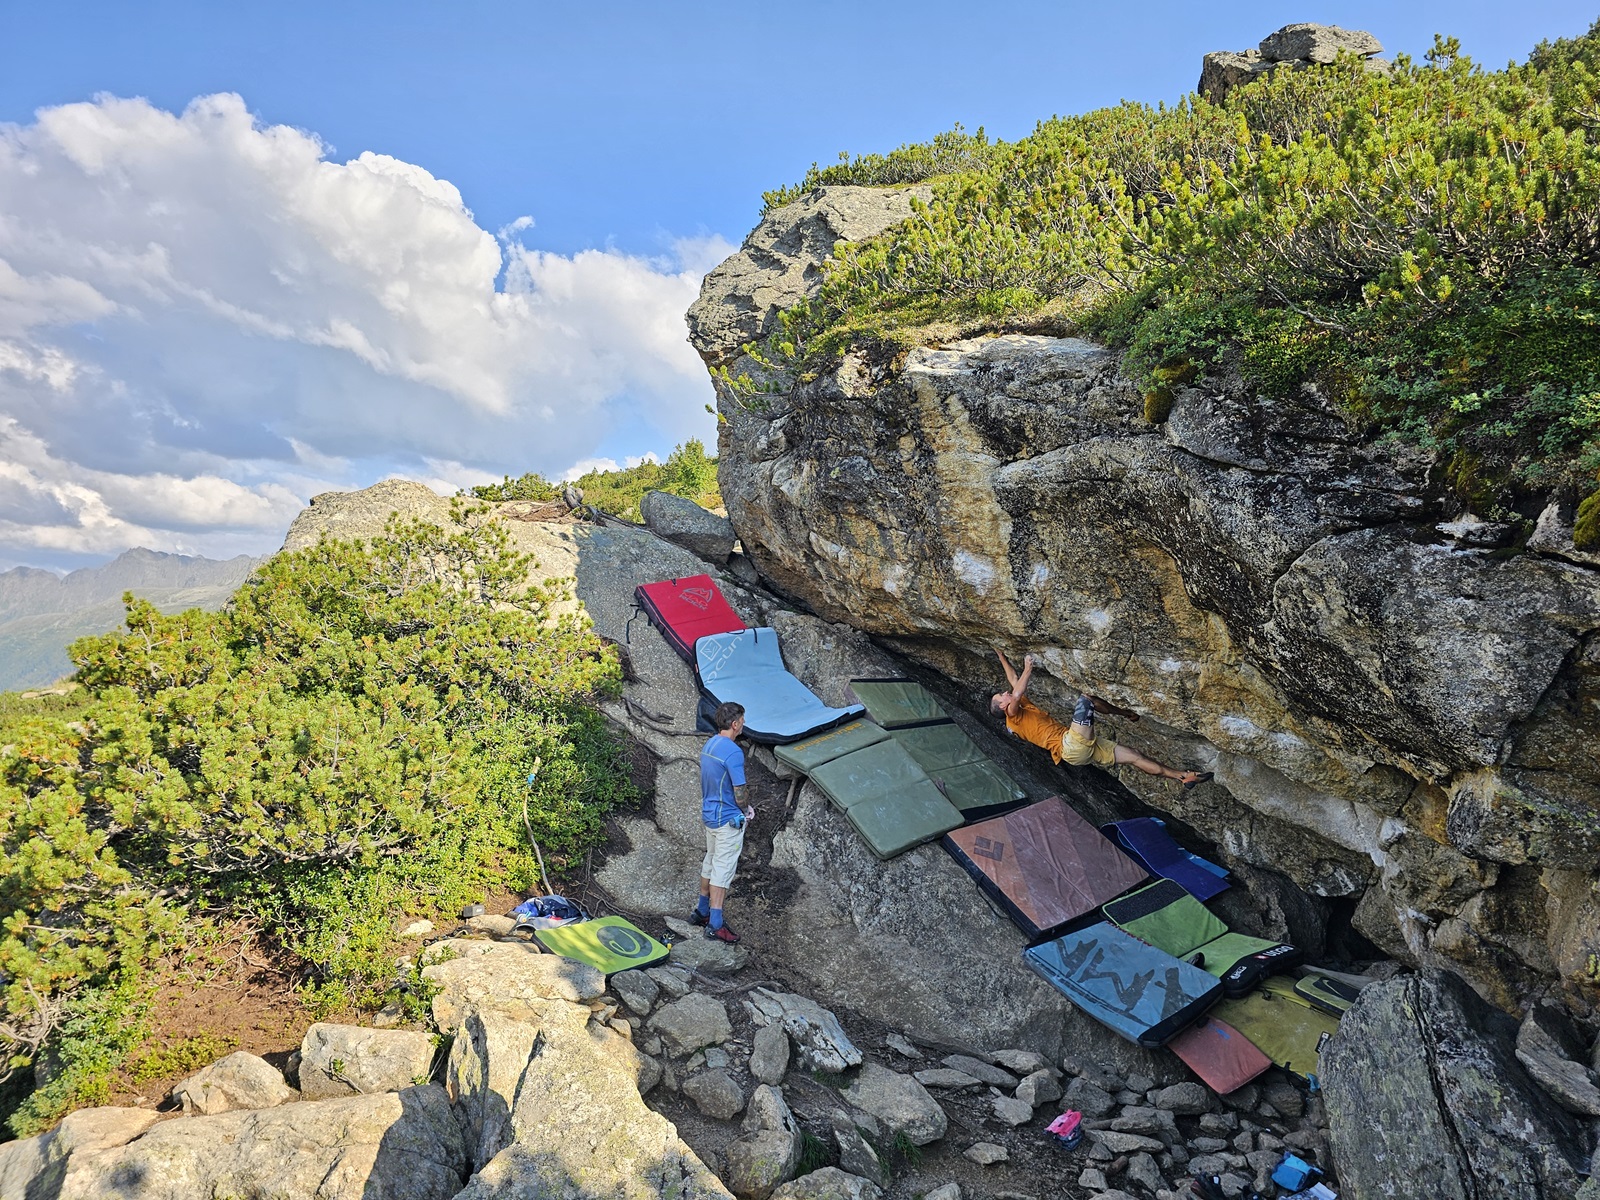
[992,650,1213,787]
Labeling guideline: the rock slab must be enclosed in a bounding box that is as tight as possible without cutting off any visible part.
[54,1087,466,1200]
[171,1051,296,1115]
[640,491,737,565]
[1323,970,1588,1199]
[297,1022,435,1099]
[842,1063,948,1146]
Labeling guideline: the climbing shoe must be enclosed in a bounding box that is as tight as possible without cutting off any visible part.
[705,923,741,943]
[1190,1176,1227,1200]
[689,908,709,927]
[1182,771,1215,790]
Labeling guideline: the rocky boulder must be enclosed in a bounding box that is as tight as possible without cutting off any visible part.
[456,1000,730,1200]
[640,490,737,564]
[841,1063,947,1146]
[1323,970,1589,1198]
[422,938,606,1031]
[649,993,734,1057]
[689,257,1600,1012]
[171,1050,297,1114]
[51,1087,467,1200]
[1199,23,1387,103]
[724,1085,803,1200]
[0,1107,158,1200]
[687,186,932,374]
[297,1023,435,1099]
[770,1168,883,1200]
[446,1008,544,1173]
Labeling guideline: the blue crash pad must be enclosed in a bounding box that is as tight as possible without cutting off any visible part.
[1025,921,1223,1047]
[696,628,865,745]
[1101,817,1230,901]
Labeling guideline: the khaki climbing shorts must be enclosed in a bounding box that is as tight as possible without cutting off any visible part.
[702,820,746,888]
[1060,726,1117,768]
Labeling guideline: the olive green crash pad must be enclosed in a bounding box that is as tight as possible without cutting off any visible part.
[1210,975,1341,1079]
[847,678,949,728]
[534,916,671,974]
[808,737,964,858]
[773,719,890,773]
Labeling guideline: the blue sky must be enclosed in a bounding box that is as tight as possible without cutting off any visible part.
[0,2,1594,568]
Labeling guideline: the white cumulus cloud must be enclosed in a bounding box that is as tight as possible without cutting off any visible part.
[0,92,729,566]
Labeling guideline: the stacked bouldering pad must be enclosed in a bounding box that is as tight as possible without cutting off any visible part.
[1210,975,1342,1080]
[1024,922,1223,1047]
[1167,1016,1273,1093]
[849,678,1026,817]
[1101,816,1231,900]
[1101,879,1302,997]
[943,798,1150,939]
[633,574,746,662]
[697,628,864,745]
[775,718,964,858]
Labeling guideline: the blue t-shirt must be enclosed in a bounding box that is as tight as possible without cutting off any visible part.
[700,734,746,827]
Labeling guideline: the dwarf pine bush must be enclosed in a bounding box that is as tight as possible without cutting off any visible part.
[1,506,633,1133]
[752,24,1600,515]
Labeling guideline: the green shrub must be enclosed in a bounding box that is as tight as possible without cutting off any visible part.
[762,124,999,212]
[469,439,721,522]
[1,506,635,1132]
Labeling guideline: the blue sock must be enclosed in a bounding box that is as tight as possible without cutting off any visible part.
[709,907,724,930]
[696,895,710,917]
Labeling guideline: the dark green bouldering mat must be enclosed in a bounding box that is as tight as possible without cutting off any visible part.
[890,721,985,769]
[809,739,934,811]
[842,785,965,860]
[773,719,890,773]
[848,678,948,728]
[928,759,1027,814]
[885,711,1026,815]
[1211,975,1340,1079]
[534,916,671,974]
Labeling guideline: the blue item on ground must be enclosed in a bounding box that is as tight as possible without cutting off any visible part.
[1024,921,1223,1047]
[1100,816,1230,900]
[510,895,588,930]
[1272,1153,1323,1190]
[696,628,865,744]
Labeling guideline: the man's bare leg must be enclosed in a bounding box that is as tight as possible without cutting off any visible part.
[700,877,727,911]
[1113,744,1210,785]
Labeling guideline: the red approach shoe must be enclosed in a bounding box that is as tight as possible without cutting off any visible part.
[689,908,709,926]
[704,923,741,943]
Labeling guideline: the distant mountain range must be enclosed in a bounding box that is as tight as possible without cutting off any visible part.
[0,548,264,691]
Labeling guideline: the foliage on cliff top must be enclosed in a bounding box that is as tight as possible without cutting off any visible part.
[470,438,721,521]
[749,24,1600,514]
[760,124,999,212]
[0,507,632,1135]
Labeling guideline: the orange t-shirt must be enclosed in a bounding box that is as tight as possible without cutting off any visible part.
[1006,697,1068,763]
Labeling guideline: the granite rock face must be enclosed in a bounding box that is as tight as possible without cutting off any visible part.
[1199,23,1388,103]
[687,209,1600,1013]
[1322,971,1589,1199]
[687,185,931,376]
[640,490,737,565]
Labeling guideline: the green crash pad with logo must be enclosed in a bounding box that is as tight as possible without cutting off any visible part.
[1102,879,1300,997]
[534,916,671,974]
[848,678,949,728]
[1210,975,1341,1079]
[808,737,964,858]
[773,719,890,773]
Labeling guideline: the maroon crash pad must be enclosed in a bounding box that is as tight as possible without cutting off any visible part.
[943,797,1150,938]
[1169,1016,1273,1094]
[634,574,746,662]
